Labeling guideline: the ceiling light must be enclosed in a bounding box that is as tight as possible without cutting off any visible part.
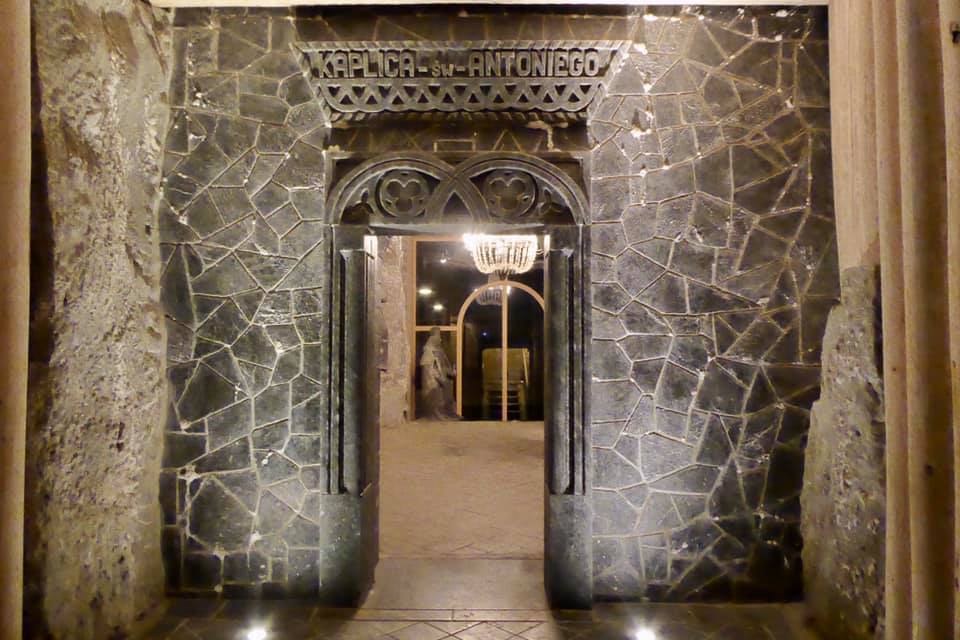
[463,234,538,278]
[633,628,657,640]
[245,627,269,640]
[433,303,444,311]
[418,287,433,296]
[440,257,448,264]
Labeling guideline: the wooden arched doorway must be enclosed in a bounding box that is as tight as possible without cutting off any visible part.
[456,280,545,421]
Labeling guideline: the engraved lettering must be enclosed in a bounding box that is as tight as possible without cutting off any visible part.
[400,51,416,78]
[531,50,547,77]
[516,51,532,77]
[484,51,501,77]
[555,51,568,77]
[569,50,584,76]
[298,41,622,114]
[384,51,399,78]
[502,51,516,76]
[348,52,364,78]
[331,52,348,78]
[468,52,483,77]
[584,50,601,77]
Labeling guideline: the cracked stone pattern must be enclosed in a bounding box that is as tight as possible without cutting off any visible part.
[161,7,334,599]
[161,5,837,601]
[589,7,836,602]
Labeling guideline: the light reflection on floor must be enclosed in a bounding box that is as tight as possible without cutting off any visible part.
[142,601,821,639]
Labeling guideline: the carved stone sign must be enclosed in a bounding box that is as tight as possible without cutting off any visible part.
[295,41,625,116]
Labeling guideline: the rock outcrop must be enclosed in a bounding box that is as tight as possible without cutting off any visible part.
[26,1,171,637]
[801,266,885,639]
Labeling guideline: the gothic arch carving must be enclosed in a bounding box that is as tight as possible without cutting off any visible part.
[327,152,586,225]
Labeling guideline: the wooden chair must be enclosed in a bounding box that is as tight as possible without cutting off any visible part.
[481,348,530,420]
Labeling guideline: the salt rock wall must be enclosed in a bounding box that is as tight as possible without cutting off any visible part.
[588,6,837,601]
[801,267,885,639]
[160,5,838,602]
[26,1,171,638]
[159,7,332,598]
[377,237,410,429]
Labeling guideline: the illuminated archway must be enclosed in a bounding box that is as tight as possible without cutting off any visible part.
[455,279,545,420]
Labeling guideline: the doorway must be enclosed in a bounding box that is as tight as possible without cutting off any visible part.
[373,234,547,608]
[325,152,591,609]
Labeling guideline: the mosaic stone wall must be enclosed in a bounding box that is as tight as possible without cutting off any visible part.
[160,7,332,598]
[160,6,836,601]
[587,8,836,601]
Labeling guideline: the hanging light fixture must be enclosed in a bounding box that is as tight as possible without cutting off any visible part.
[463,234,538,278]
[476,273,512,306]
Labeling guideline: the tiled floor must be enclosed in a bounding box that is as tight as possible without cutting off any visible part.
[142,600,820,639]
[145,558,819,639]
[380,421,544,559]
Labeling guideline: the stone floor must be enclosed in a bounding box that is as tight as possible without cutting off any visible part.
[380,421,544,559]
[142,600,820,639]
[145,555,820,639]
[364,559,547,610]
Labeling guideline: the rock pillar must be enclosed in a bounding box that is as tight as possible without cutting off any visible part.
[0,1,31,638]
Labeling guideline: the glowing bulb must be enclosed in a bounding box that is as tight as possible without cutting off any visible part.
[440,258,448,264]
[433,303,444,311]
[418,287,433,296]
[633,628,657,640]
[245,627,269,640]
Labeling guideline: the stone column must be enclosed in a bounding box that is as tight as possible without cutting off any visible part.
[818,1,959,638]
[0,0,30,638]
[894,3,954,637]
[938,2,960,635]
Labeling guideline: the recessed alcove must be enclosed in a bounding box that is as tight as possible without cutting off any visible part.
[150,4,838,608]
[21,4,899,639]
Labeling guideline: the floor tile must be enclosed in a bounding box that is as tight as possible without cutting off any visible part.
[454,622,515,640]
[142,600,822,640]
[363,558,547,610]
[388,621,450,640]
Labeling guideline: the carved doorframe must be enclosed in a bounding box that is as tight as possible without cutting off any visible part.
[325,152,593,608]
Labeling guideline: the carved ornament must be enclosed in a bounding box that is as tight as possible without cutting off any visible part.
[295,41,626,118]
[327,152,587,225]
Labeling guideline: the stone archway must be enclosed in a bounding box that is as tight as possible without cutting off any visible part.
[324,151,593,608]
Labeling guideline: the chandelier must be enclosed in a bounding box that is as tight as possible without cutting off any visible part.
[476,273,511,306]
[463,234,538,278]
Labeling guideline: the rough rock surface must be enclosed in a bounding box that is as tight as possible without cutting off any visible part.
[26,1,171,638]
[378,237,411,428]
[801,266,885,639]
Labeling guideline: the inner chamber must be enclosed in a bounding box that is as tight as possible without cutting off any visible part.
[374,234,547,607]
[374,236,544,608]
